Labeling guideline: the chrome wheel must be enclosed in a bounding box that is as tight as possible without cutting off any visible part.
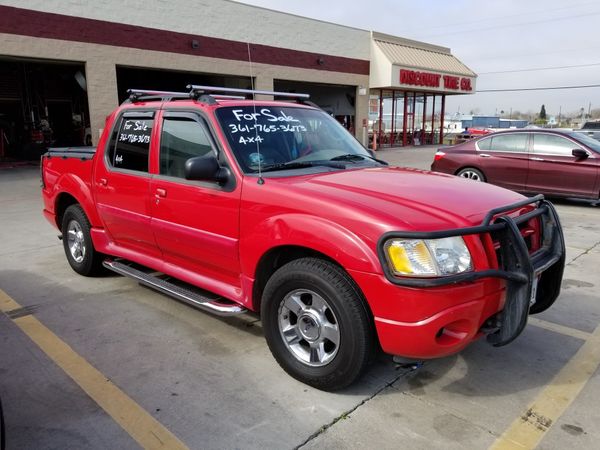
[458,168,484,181]
[66,219,86,263]
[278,289,340,367]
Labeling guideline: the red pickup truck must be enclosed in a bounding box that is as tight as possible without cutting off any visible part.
[41,86,565,390]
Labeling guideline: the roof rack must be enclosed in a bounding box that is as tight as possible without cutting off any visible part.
[123,86,313,106]
[187,85,310,101]
[211,94,247,100]
[126,89,190,103]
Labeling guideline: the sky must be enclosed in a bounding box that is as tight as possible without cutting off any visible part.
[236,0,600,118]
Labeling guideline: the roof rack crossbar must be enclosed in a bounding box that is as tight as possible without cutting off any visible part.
[187,85,310,100]
[211,94,247,100]
[127,89,190,102]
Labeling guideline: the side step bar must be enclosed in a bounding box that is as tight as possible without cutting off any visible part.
[103,259,247,316]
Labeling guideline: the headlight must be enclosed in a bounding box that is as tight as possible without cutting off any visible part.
[383,237,472,277]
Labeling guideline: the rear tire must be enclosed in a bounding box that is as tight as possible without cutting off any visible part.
[61,204,104,276]
[261,258,374,391]
[457,167,486,182]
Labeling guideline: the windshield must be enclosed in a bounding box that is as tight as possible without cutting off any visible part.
[566,132,600,153]
[216,105,371,173]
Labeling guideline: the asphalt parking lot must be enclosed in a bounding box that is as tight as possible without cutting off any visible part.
[1,147,599,450]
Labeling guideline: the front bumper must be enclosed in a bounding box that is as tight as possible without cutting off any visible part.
[372,194,565,356]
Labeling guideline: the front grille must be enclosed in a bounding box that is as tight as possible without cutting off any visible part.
[378,195,563,289]
[489,214,541,269]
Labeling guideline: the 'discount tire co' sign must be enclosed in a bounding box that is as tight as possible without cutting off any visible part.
[396,68,475,93]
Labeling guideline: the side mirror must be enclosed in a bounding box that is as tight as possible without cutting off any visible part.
[367,149,376,158]
[185,155,230,184]
[572,148,589,159]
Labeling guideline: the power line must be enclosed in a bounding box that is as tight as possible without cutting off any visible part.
[399,1,598,34]
[418,11,600,39]
[478,84,600,93]
[467,44,600,62]
[479,62,600,75]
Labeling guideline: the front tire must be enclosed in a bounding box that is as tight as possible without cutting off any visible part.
[457,167,486,182]
[261,258,373,391]
[61,204,104,276]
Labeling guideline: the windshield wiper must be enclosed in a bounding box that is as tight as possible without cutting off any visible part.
[260,161,343,173]
[330,153,388,165]
[330,154,366,162]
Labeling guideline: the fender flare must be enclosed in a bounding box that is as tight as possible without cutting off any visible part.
[52,173,101,228]
[241,213,381,277]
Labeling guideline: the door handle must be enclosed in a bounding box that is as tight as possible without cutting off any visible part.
[155,188,167,198]
[99,178,108,186]
[479,153,491,158]
[530,157,544,161]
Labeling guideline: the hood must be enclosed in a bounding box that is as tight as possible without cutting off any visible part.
[267,166,527,232]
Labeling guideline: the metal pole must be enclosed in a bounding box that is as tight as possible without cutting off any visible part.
[422,94,427,146]
[378,89,383,150]
[412,93,417,143]
[391,90,396,147]
[440,95,446,145]
[402,91,408,146]
[431,94,436,146]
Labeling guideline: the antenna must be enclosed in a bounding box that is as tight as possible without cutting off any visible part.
[246,41,264,185]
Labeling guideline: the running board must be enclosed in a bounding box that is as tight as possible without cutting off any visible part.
[102,259,247,316]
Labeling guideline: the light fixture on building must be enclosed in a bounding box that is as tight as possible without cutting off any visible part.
[317,56,325,66]
[358,86,367,96]
[191,39,200,49]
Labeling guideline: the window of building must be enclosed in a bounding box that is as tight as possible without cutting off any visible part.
[159,117,214,178]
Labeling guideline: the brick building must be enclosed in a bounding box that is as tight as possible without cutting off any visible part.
[0,0,475,159]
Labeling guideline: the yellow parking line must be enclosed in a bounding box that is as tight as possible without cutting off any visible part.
[489,322,600,450]
[0,289,189,450]
[528,317,592,342]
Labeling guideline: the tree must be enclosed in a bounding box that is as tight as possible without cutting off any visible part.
[539,104,547,120]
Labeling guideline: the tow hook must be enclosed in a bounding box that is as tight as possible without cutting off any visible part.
[480,316,501,334]
[393,355,424,370]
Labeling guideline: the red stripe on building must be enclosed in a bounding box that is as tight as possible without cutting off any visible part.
[0,6,369,75]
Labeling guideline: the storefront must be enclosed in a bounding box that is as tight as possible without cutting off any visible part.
[0,3,476,161]
[369,33,477,148]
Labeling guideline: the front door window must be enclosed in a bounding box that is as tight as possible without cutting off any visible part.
[159,117,215,178]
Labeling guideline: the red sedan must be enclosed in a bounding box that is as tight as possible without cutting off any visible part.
[431,129,600,200]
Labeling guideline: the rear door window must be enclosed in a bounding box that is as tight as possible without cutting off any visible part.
[488,134,528,153]
[107,112,154,172]
[532,133,580,156]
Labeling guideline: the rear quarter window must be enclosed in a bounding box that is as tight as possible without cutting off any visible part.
[107,115,154,172]
[477,137,492,150]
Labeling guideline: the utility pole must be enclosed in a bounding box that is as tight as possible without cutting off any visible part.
[589,102,592,117]
[558,105,562,127]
